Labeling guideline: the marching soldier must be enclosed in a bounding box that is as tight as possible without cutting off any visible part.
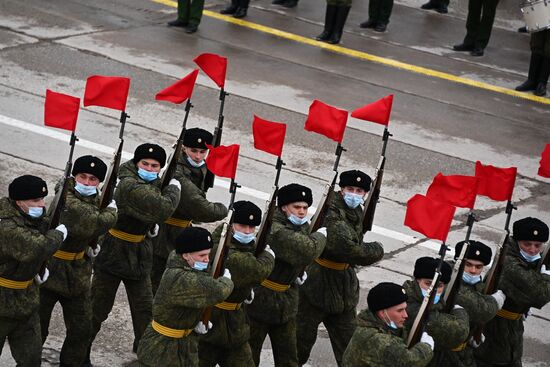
[403,257,470,366]
[199,200,276,366]
[151,128,228,295]
[0,175,66,366]
[342,282,435,366]
[515,29,550,96]
[39,156,117,366]
[86,143,181,362]
[315,0,352,44]
[246,183,326,366]
[137,227,234,366]
[475,217,550,367]
[297,170,384,366]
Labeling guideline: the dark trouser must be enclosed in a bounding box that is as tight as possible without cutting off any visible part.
[89,269,153,353]
[0,313,42,367]
[531,29,550,57]
[39,288,92,366]
[199,340,255,367]
[368,0,394,24]
[463,0,500,49]
[248,317,298,367]
[151,255,167,296]
[296,297,357,366]
[178,0,205,26]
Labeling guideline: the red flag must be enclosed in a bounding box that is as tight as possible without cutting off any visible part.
[426,173,479,209]
[205,144,240,179]
[351,94,393,126]
[252,115,286,157]
[538,144,550,178]
[404,194,456,242]
[83,76,130,111]
[194,53,227,88]
[475,161,517,201]
[155,69,199,104]
[304,100,348,143]
[44,89,80,131]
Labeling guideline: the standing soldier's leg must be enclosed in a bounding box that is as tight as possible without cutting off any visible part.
[220,0,239,14]
[516,32,544,91]
[233,0,250,18]
[168,0,189,26]
[324,309,357,366]
[59,289,93,366]
[187,0,206,33]
[89,269,122,348]
[124,276,153,352]
[327,3,351,44]
[359,0,379,28]
[178,0,191,24]
[8,313,42,367]
[248,318,270,366]
[270,319,299,367]
[376,0,394,31]
[316,3,339,41]
[39,287,59,344]
[474,0,500,50]
[534,30,550,96]
[463,0,482,47]
[296,296,325,365]
[223,342,255,367]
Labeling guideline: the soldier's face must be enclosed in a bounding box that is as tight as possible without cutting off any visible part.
[519,240,544,256]
[417,278,445,295]
[75,173,100,187]
[282,202,309,219]
[341,186,366,197]
[184,147,208,164]
[464,259,484,276]
[233,223,256,234]
[384,302,408,328]
[16,198,46,213]
[137,159,162,173]
[183,249,211,267]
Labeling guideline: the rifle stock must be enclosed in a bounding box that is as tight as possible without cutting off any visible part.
[309,181,336,234]
[407,271,440,348]
[362,155,385,234]
[443,242,469,313]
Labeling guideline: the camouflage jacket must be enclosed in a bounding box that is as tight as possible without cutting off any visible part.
[403,279,469,366]
[43,178,117,297]
[301,193,384,314]
[153,154,228,259]
[94,160,180,280]
[200,224,275,347]
[342,308,433,367]
[0,197,63,319]
[246,209,326,324]
[474,237,550,365]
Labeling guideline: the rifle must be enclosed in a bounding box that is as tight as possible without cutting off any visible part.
[255,157,285,257]
[160,100,193,189]
[204,88,228,192]
[87,111,129,250]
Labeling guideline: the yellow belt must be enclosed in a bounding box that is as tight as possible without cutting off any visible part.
[0,276,33,289]
[53,250,85,261]
[165,217,192,228]
[215,301,242,311]
[496,309,522,321]
[108,229,146,243]
[261,279,290,292]
[451,342,467,352]
[315,257,350,270]
[151,320,192,338]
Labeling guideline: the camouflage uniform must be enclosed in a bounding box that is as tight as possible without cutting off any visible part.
[199,224,275,366]
[0,197,64,366]
[151,154,227,294]
[341,308,433,366]
[137,251,234,366]
[403,279,470,367]
[246,209,326,366]
[475,237,550,367]
[90,160,180,352]
[297,193,384,366]
[39,178,117,366]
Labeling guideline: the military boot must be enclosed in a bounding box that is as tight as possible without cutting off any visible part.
[516,53,543,92]
[233,0,249,18]
[534,57,550,96]
[220,0,239,14]
[316,4,338,41]
[327,6,351,44]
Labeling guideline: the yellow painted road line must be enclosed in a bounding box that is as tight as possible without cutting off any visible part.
[153,0,550,105]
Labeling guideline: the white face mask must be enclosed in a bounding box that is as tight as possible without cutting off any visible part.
[187,157,205,168]
[384,310,398,329]
[288,214,308,226]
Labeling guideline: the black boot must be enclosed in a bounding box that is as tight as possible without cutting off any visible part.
[421,1,436,9]
[360,19,376,28]
[327,6,351,44]
[516,53,543,92]
[82,345,92,367]
[534,57,550,96]
[316,4,338,41]
[233,7,248,17]
[220,0,238,14]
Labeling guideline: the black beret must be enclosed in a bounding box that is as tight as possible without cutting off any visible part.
[513,217,549,243]
[233,201,262,226]
[414,257,452,284]
[277,183,313,208]
[339,170,372,191]
[367,282,408,312]
[72,155,108,182]
[174,227,214,254]
[454,240,492,265]
[9,175,48,200]
[183,128,213,149]
[132,143,167,168]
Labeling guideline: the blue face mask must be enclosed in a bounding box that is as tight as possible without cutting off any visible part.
[187,157,205,168]
[193,261,208,271]
[384,311,398,329]
[233,231,255,244]
[343,192,364,209]
[520,249,541,263]
[421,288,441,304]
[28,207,44,218]
[462,272,482,285]
[288,214,308,226]
[138,168,158,182]
[75,182,97,197]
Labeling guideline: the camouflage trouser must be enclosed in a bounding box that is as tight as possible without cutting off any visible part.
[177,0,205,26]
[0,313,41,367]
[296,296,356,366]
[248,317,298,367]
[137,324,199,367]
[199,340,255,367]
[151,255,167,296]
[89,269,153,353]
[39,287,92,366]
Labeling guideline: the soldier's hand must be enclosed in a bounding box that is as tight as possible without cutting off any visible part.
[316,227,327,237]
[453,304,464,311]
[107,200,117,211]
[295,271,307,286]
[55,224,68,241]
[34,268,50,285]
[264,245,275,259]
[541,265,550,276]
[490,290,506,309]
[169,178,181,191]
[468,334,485,348]
[147,224,160,238]
[87,244,101,258]
[420,332,434,350]
[193,321,212,335]
[244,289,255,305]
[222,268,232,280]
